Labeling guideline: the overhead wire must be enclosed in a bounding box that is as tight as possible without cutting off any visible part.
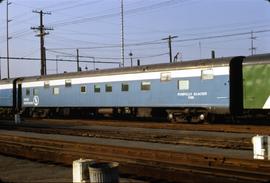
[46,49,169,60]
[48,0,189,28]
[47,29,270,51]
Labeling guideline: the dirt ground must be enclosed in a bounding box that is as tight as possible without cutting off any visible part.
[0,154,146,183]
[0,154,71,183]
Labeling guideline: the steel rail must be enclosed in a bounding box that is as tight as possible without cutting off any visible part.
[0,133,269,183]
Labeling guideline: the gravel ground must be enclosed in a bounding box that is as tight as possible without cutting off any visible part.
[0,154,146,183]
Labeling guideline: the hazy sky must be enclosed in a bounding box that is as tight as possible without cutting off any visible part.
[0,0,270,78]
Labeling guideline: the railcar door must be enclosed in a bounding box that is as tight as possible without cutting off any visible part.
[12,79,23,113]
[17,83,22,111]
[229,56,245,115]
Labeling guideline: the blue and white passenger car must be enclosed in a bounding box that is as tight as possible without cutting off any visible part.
[17,57,233,121]
[0,79,14,108]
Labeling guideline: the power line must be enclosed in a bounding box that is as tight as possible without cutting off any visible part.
[47,0,187,28]
[174,29,270,43]
[46,29,270,51]
[0,56,120,64]
[50,0,102,12]
[46,49,168,60]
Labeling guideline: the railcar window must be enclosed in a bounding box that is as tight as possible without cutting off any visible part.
[105,84,112,92]
[121,83,129,92]
[160,72,171,82]
[53,87,60,95]
[201,69,214,80]
[65,80,72,87]
[94,84,101,93]
[33,88,39,96]
[141,81,151,91]
[80,86,86,93]
[26,88,30,96]
[178,80,189,90]
[44,81,50,88]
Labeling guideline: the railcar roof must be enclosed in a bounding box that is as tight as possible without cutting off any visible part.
[18,56,233,82]
[1,53,269,83]
[243,53,270,65]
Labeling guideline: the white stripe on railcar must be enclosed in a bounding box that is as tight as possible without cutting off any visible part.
[21,66,229,88]
[0,84,13,90]
[263,96,270,109]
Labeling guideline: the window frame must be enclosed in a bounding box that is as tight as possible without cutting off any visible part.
[201,69,214,80]
[65,79,72,87]
[141,81,151,91]
[121,83,129,92]
[160,72,171,82]
[80,85,87,94]
[33,88,39,96]
[53,87,60,95]
[105,84,112,92]
[94,84,101,93]
[44,81,50,88]
[178,80,189,90]
[26,88,30,96]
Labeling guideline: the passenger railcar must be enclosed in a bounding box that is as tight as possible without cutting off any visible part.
[0,53,269,122]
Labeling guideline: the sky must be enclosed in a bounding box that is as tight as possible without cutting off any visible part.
[0,0,270,78]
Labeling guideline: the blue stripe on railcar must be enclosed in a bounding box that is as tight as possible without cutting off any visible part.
[0,89,13,107]
[22,75,229,108]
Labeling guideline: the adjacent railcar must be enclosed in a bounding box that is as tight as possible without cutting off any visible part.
[0,79,14,108]
[242,54,270,110]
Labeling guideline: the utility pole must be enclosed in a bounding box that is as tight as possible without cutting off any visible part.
[31,10,53,76]
[120,0,125,67]
[199,41,202,59]
[129,51,133,67]
[76,49,80,72]
[0,56,1,80]
[6,0,12,79]
[93,57,96,70]
[55,55,59,74]
[250,31,256,56]
[162,35,178,63]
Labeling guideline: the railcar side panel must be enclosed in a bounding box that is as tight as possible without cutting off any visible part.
[0,86,13,107]
[21,66,230,111]
[243,62,270,109]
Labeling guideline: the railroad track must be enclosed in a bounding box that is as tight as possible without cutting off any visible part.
[0,130,269,183]
[0,123,252,150]
[23,118,270,135]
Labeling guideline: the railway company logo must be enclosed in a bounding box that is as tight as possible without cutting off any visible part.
[33,96,39,106]
[23,96,39,106]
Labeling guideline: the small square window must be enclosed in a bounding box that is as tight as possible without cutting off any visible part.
[65,80,72,87]
[81,85,86,93]
[160,72,171,82]
[26,88,30,96]
[94,84,100,93]
[53,87,60,95]
[105,84,112,92]
[141,81,151,91]
[178,80,189,90]
[33,88,39,96]
[121,83,129,92]
[201,69,214,80]
[44,81,50,88]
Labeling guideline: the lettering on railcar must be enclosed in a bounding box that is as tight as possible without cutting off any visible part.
[23,96,39,106]
[177,92,208,100]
